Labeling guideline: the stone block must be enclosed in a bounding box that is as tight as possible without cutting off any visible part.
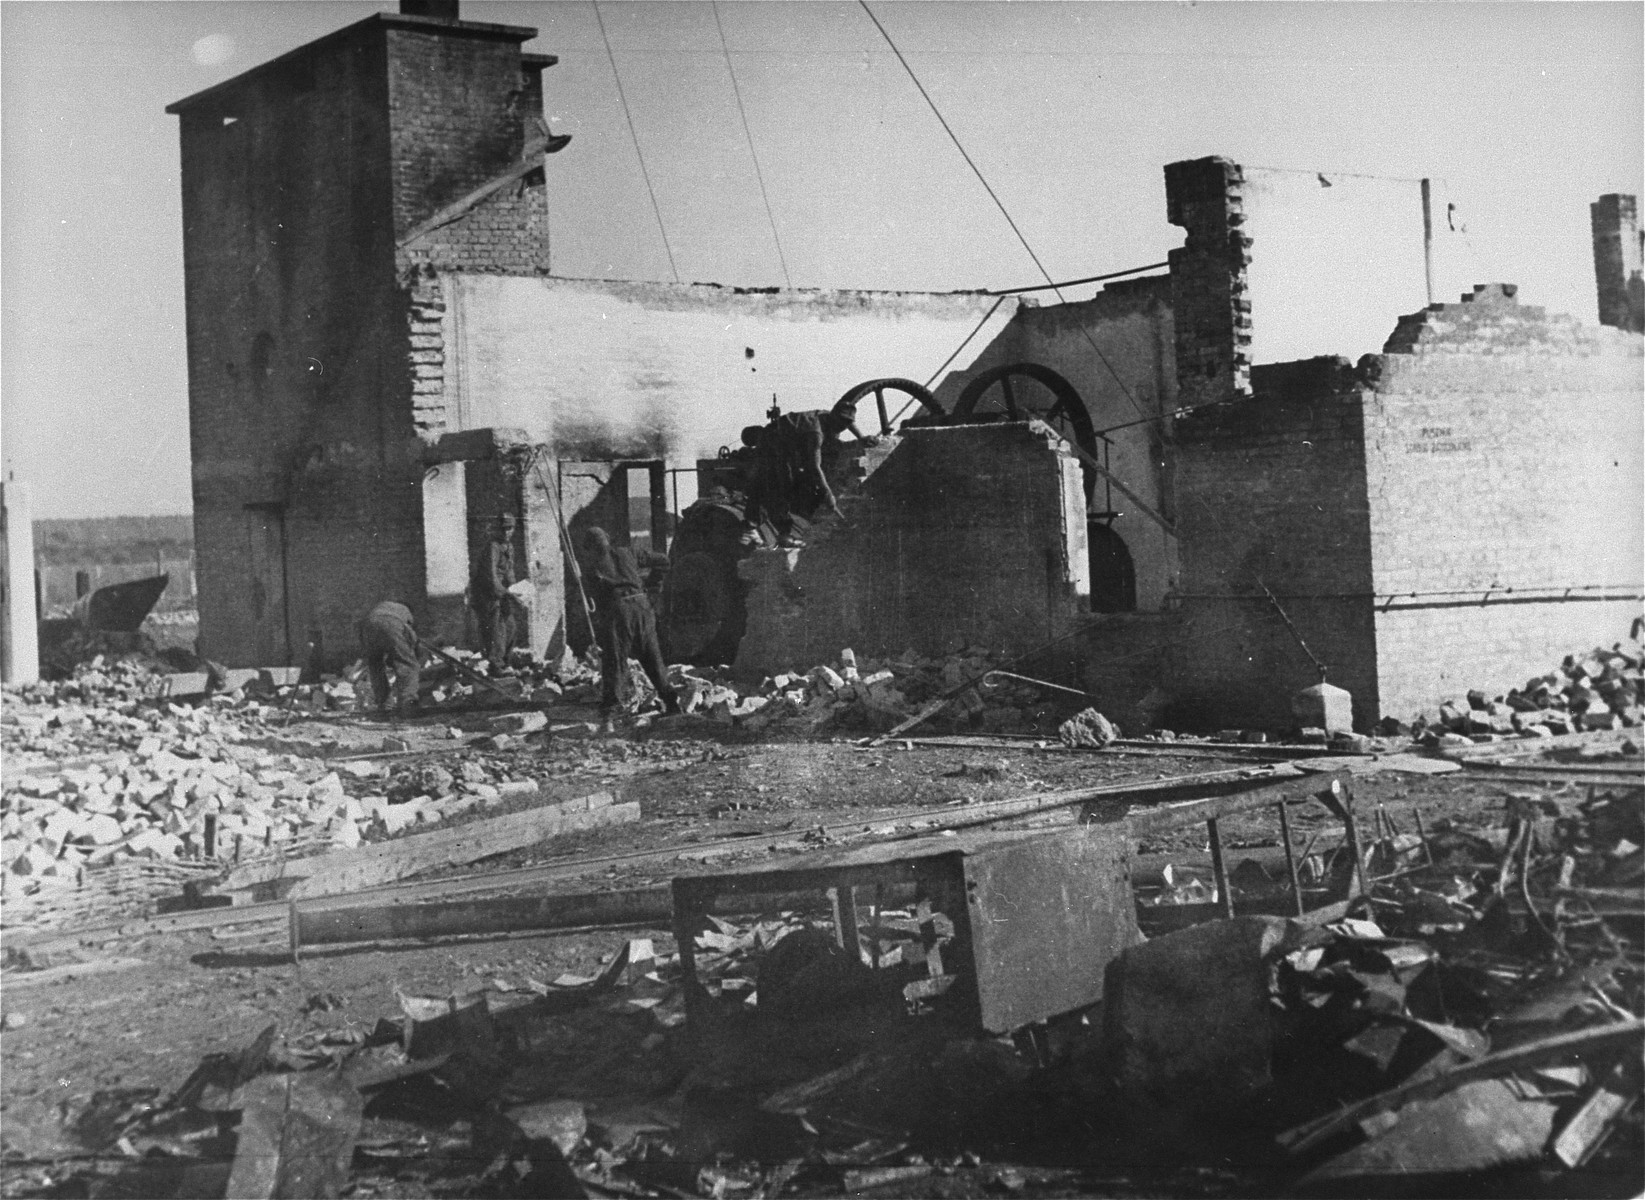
[161,673,211,699]
[489,711,548,735]
[1105,916,1301,1124]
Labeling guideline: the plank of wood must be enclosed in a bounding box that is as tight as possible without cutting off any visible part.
[2,957,149,987]
[295,880,898,948]
[1552,1054,1642,1168]
[3,765,1304,951]
[295,885,674,947]
[218,793,631,900]
[1458,762,1644,788]
[1119,772,1348,837]
[1440,729,1631,760]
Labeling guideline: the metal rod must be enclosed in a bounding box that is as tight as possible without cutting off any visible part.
[203,814,217,860]
[1258,578,1327,681]
[830,886,860,956]
[1278,801,1304,918]
[1413,806,1434,867]
[414,637,517,703]
[980,669,1090,700]
[1420,178,1435,306]
[870,884,884,970]
[1207,817,1235,919]
[1340,791,1376,920]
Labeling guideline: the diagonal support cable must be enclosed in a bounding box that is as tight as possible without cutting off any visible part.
[593,0,680,284]
[857,1,1148,423]
[712,1,793,288]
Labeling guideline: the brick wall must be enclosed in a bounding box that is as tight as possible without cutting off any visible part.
[171,14,541,668]
[173,21,430,669]
[398,177,552,278]
[1591,194,1644,333]
[1165,157,1252,410]
[384,23,533,239]
[1170,357,1378,730]
[732,424,1090,679]
[1363,283,1644,718]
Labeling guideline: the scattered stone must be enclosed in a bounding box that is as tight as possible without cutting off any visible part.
[1058,708,1117,749]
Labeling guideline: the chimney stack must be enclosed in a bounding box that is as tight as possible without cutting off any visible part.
[400,0,460,20]
[1591,194,1643,333]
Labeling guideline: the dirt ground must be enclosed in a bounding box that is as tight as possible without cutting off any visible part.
[0,703,1628,1198]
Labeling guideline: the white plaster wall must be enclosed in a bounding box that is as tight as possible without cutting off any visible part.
[448,275,1016,462]
[421,461,468,600]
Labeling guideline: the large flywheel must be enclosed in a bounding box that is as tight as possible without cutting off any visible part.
[834,378,945,435]
[951,362,1101,499]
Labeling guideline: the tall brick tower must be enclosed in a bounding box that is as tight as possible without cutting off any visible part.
[166,4,561,667]
[1592,193,1643,334]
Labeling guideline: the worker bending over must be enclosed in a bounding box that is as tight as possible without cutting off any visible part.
[744,396,875,549]
[356,600,421,713]
[577,527,680,716]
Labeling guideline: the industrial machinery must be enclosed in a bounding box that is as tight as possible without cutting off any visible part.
[658,364,1135,665]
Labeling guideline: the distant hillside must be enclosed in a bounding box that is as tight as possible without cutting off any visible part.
[34,515,193,566]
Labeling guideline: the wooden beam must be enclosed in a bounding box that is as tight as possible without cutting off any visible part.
[398,139,559,248]
[5,765,1316,951]
[218,793,632,900]
[1120,772,1347,837]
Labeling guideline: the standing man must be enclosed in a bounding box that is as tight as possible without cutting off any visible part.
[356,600,421,713]
[471,513,519,671]
[744,396,876,549]
[577,527,681,716]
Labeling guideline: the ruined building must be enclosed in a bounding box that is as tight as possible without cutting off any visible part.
[169,5,1642,730]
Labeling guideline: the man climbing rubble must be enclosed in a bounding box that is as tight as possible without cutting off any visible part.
[577,526,681,717]
[355,600,421,713]
[743,396,877,549]
[470,513,519,671]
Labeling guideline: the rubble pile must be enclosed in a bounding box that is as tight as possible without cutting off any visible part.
[1111,780,1645,1188]
[1412,644,1644,744]
[10,915,1051,1199]
[0,665,573,916]
[665,646,1064,735]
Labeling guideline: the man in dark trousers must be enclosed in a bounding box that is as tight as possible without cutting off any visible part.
[471,513,519,670]
[744,396,875,548]
[577,527,680,716]
[356,600,421,712]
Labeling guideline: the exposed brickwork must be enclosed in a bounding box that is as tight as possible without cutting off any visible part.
[1382,283,1612,355]
[169,13,541,668]
[405,271,450,438]
[397,173,552,277]
[1168,284,1642,730]
[1374,601,1642,721]
[1590,194,1643,333]
[384,25,533,239]
[1165,157,1253,410]
[1170,358,1378,730]
[733,424,1091,679]
[1363,285,1643,718]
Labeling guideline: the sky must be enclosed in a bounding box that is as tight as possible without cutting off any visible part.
[3,0,1640,517]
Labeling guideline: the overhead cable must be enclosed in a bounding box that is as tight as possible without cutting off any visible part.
[857,0,1149,424]
[712,1,793,288]
[989,261,1169,296]
[593,1,681,284]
